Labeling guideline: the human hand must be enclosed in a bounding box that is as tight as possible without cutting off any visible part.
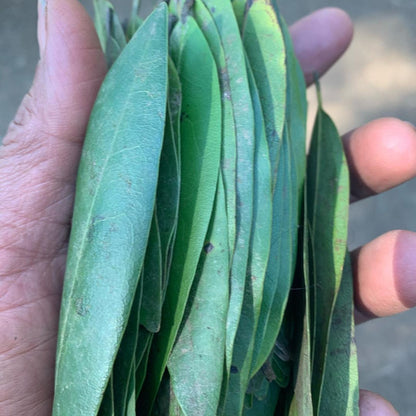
[0,2,411,415]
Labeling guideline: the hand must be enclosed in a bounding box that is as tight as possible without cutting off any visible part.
[0,2,410,415]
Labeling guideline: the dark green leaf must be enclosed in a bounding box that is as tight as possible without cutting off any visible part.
[157,58,182,295]
[140,214,163,333]
[318,253,359,415]
[288,190,313,416]
[113,279,142,415]
[98,375,115,416]
[307,86,350,411]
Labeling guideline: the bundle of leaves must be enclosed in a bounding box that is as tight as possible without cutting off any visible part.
[52,1,358,415]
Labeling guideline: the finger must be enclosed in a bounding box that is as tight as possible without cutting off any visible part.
[289,8,353,86]
[343,118,416,202]
[359,390,399,416]
[352,230,416,323]
[0,0,106,271]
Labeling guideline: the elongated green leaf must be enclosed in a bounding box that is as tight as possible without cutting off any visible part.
[193,0,237,264]
[200,0,255,384]
[288,190,313,416]
[242,0,286,186]
[307,86,350,412]
[126,0,142,40]
[113,278,142,416]
[243,379,280,416]
[135,329,153,398]
[98,375,115,416]
[222,56,273,414]
[93,0,127,67]
[157,58,182,294]
[125,360,136,416]
[231,0,247,29]
[318,253,359,415]
[53,5,168,415]
[251,125,297,376]
[139,15,222,412]
[140,214,163,333]
[168,176,229,416]
[273,4,307,204]
[240,1,297,378]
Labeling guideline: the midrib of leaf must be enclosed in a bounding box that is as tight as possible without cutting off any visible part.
[56,76,148,366]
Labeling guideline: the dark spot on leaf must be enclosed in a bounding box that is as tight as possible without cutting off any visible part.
[231,366,239,374]
[261,361,276,382]
[204,242,214,253]
[75,298,89,317]
[14,336,17,341]
[211,6,216,13]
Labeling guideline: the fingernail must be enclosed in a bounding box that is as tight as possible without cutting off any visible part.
[37,0,48,59]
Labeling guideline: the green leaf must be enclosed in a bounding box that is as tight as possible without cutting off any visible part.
[157,58,182,294]
[135,328,153,398]
[318,253,359,415]
[125,363,136,416]
[251,125,297,376]
[53,5,168,415]
[231,0,247,29]
[126,0,142,40]
[98,374,115,416]
[138,15,222,412]
[140,214,163,333]
[193,0,237,267]
[243,379,280,416]
[168,177,229,416]
[288,189,313,416]
[241,1,299,379]
[307,85,350,412]
[93,0,127,67]
[113,279,142,416]
[200,0,255,383]
[242,0,287,187]
[274,5,307,204]
[222,55,273,414]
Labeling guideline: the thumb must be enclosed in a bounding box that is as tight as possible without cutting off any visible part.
[7,0,107,146]
[0,0,106,271]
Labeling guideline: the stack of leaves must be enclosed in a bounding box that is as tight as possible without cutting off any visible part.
[52,1,359,415]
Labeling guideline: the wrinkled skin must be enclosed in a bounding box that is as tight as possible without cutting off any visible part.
[1,1,413,415]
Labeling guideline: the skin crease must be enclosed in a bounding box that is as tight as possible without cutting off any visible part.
[0,2,413,415]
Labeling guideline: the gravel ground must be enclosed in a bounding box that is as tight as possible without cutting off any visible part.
[1,1,416,414]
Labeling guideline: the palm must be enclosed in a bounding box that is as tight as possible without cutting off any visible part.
[0,2,408,415]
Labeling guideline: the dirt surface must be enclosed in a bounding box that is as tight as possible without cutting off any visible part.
[1,1,416,414]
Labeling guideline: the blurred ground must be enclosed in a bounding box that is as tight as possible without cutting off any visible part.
[1,0,416,414]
